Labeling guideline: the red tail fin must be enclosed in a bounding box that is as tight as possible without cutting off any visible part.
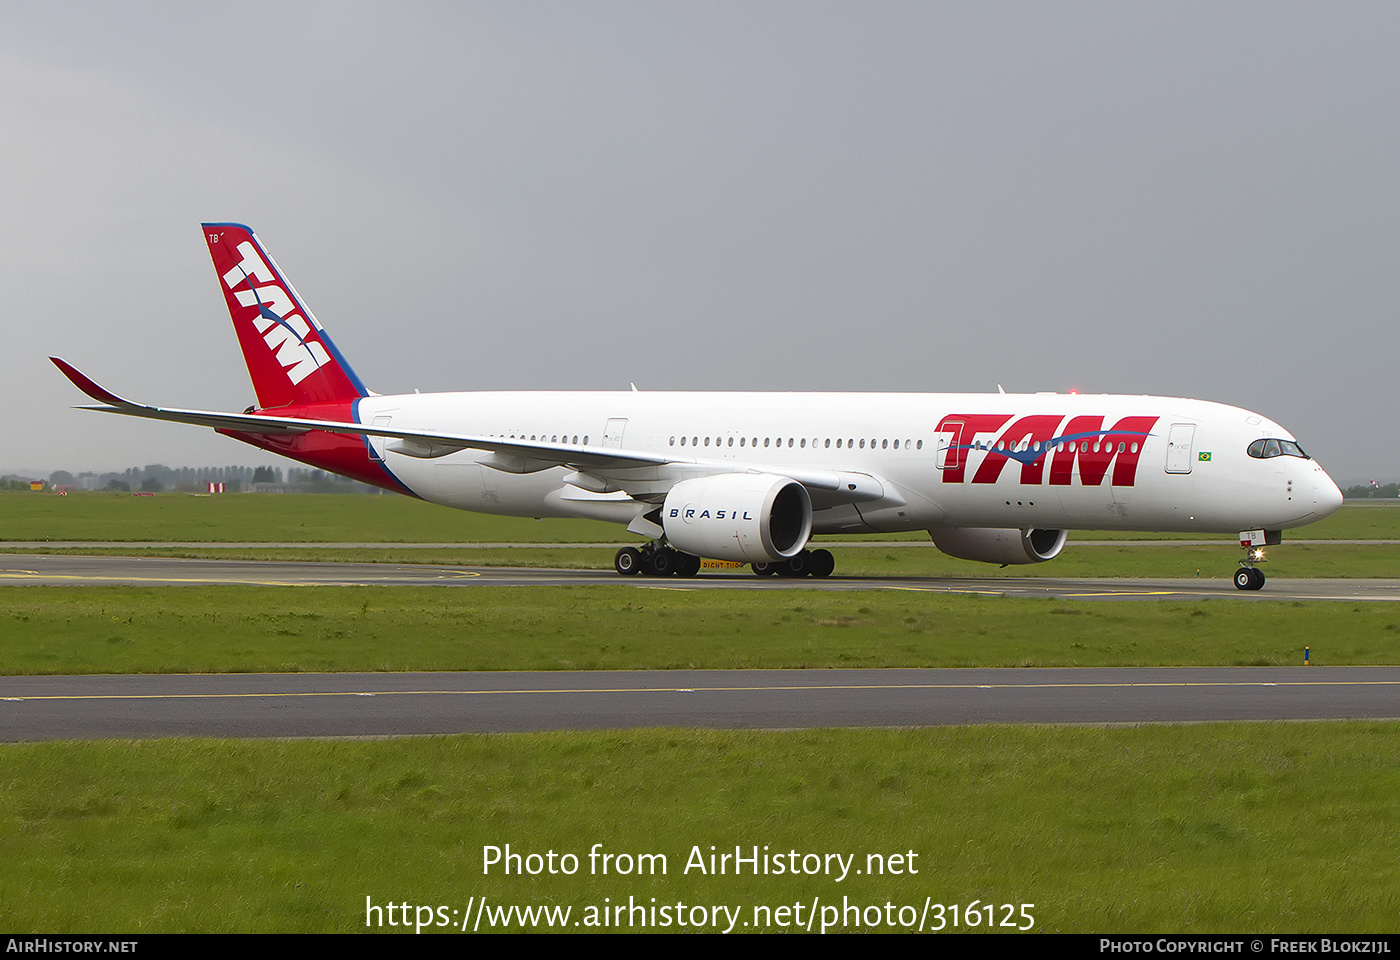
[202,223,367,409]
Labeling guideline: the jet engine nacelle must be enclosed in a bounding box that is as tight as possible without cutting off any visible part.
[662,473,813,563]
[929,527,1069,565]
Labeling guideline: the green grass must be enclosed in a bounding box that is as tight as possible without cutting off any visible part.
[3,724,1399,932]
[1035,500,1400,542]
[0,491,624,543]
[0,586,1390,675]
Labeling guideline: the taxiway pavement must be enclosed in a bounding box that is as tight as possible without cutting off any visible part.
[3,667,1397,741]
[3,553,1399,601]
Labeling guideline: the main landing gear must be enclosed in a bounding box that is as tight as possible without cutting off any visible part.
[613,543,835,578]
[614,542,702,577]
[751,548,835,579]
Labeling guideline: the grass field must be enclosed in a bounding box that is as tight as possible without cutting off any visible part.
[3,493,1398,933]
[5,724,1399,933]
[0,491,626,543]
[0,585,1391,675]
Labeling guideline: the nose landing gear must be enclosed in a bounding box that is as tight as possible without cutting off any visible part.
[1234,530,1273,590]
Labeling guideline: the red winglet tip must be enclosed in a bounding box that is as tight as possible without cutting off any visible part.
[50,357,127,406]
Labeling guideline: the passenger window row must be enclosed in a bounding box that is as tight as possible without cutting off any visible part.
[668,436,926,451]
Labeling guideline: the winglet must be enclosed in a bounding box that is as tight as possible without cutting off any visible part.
[50,357,129,407]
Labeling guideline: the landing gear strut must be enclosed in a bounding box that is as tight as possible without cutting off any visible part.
[1234,531,1271,591]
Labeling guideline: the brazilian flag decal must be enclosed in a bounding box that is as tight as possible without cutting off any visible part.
[1199,452,1212,462]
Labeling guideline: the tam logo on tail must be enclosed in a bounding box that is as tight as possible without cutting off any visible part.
[203,223,366,409]
[219,238,330,385]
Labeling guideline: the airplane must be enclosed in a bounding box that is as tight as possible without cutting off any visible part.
[53,222,1343,590]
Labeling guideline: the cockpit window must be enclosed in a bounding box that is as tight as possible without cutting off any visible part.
[1247,438,1309,460]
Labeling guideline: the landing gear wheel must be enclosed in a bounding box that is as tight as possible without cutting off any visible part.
[645,547,676,577]
[1234,567,1265,591]
[751,562,778,576]
[809,548,835,578]
[675,552,702,577]
[614,547,642,576]
[777,550,811,577]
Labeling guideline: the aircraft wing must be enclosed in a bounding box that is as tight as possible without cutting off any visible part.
[51,358,881,498]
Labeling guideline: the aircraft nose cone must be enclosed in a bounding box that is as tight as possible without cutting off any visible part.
[1315,470,1344,519]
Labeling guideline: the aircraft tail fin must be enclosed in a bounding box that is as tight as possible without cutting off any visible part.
[201,223,368,409]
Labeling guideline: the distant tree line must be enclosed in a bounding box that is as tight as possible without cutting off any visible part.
[22,464,381,494]
[1343,482,1400,499]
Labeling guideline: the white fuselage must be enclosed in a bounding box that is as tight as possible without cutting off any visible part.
[355,390,1342,537]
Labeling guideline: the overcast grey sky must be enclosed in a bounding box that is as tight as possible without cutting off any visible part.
[4,2,1397,483]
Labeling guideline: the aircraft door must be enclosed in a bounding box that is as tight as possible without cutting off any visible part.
[935,421,962,470]
[1165,423,1196,474]
[368,415,392,463]
[603,418,627,449]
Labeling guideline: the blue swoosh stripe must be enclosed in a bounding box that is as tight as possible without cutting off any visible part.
[951,429,1156,466]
